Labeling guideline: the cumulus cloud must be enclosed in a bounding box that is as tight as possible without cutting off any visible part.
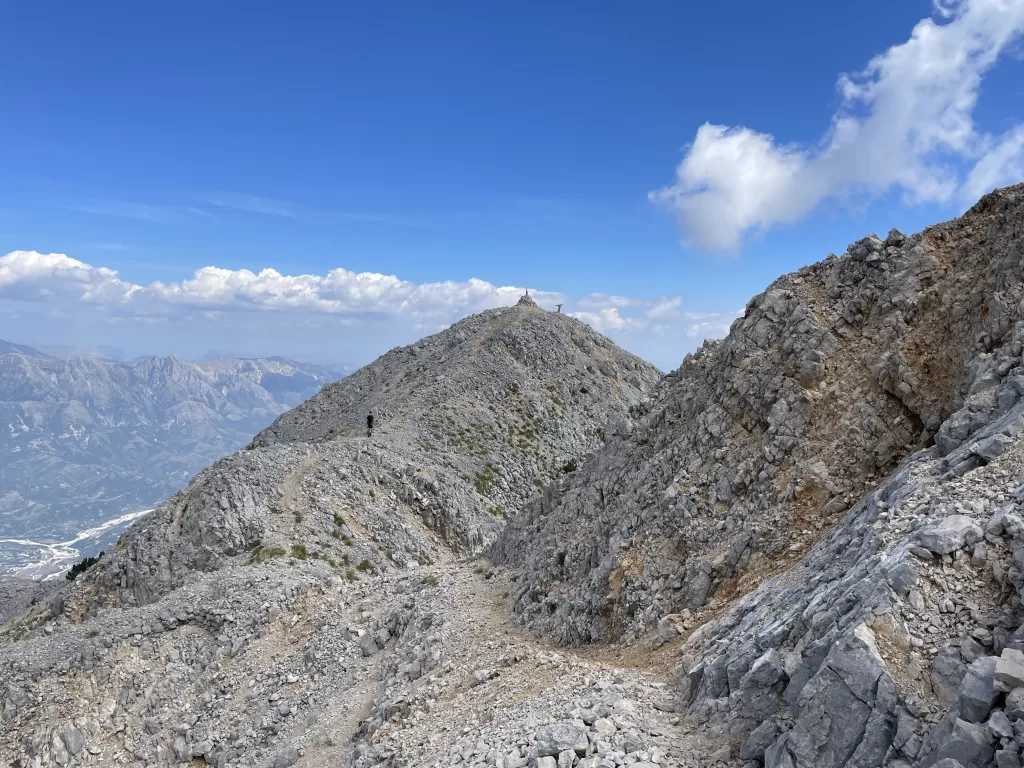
[0,250,565,322]
[572,294,740,348]
[650,0,1024,250]
[0,250,734,369]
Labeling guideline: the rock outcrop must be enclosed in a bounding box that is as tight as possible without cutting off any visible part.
[494,184,1024,765]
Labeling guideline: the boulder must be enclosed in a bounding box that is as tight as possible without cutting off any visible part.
[916,515,983,555]
[995,648,1024,691]
[534,723,588,757]
[956,657,999,722]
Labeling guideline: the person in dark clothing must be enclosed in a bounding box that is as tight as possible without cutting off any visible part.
[366,411,374,437]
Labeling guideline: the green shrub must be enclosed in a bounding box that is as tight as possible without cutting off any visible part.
[356,559,374,572]
[333,513,345,527]
[422,573,439,586]
[291,543,309,560]
[345,568,356,582]
[561,458,579,474]
[66,552,103,581]
[475,462,498,496]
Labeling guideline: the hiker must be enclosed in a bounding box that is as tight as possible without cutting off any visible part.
[366,411,374,437]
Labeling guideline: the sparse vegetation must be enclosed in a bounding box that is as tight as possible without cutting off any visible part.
[345,568,356,582]
[489,505,507,518]
[333,513,345,527]
[475,462,498,496]
[66,551,103,581]
[249,545,286,563]
[357,558,375,572]
[422,573,439,586]
[291,543,308,560]
[561,458,579,474]
[293,510,304,524]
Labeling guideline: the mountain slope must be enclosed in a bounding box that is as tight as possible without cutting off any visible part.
[493,184,1024,764]
[0,297,664,768]
[0,352,338,575]
[74,296,660,610]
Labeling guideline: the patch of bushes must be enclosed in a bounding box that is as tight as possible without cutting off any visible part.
[422,573,439,586]
[291,543,308,560]
[66,552,103,581]
[561,458,579,474]
[475,462,498,496]
[356,559,375,573]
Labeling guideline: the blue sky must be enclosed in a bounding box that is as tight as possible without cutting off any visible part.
[2,0,1023,370]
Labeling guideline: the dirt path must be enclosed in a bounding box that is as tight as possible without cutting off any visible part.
[353,562,712,767]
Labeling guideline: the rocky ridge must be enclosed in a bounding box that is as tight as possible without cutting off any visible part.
[0,297,664,767]
[494,184,1024,767]
[4,184,1024,768]
[70,296,658,612]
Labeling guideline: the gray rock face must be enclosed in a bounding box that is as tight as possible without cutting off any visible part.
[766,625,896,768]
[494,185,1024,766]
[495,187,1024,646]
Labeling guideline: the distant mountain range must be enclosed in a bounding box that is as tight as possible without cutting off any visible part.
[0,340,49,358]
[0,341,345,576]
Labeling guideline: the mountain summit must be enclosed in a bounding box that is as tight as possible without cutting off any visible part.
[80,298,660,609]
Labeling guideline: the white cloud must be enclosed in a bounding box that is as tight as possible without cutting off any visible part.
[572,295,738,335]
[0,250,566,322]
[0,250,736,369]
[650,0,1024,250]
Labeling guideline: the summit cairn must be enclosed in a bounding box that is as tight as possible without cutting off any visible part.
[517,291,538,307]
